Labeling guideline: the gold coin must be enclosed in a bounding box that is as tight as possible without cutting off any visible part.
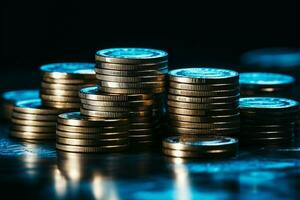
[168,107,239,116]
[58,112,128,126]
[42,101,80,109]
[168,94,239,103]
[96,74,165,83]
[11,118,56,126]
[80,108,128,118]
[40,94,80,102]
[82,104,129,112]
[56,130,128,139]
[11,125,56,133]
[43,77,96,84]
[13,99,60,115]
[56,143,128,153]
[80,99,128,107]
[168,100,238,109]
[169,82,238,91]
[10,130,55,140]
[57,124,128,133]
[100,81,165,89]
[168,88,239,97]
[12,111,57,121]
[41,82,93,91]
[100,87,165,94]
[56,137,129,146]
[40,89,79,97]
[168,113,240,123]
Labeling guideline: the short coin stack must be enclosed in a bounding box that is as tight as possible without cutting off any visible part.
[10,99,61,140]
[239,97,299,146]
[40,63,96,109]
[162,136,238,158]
[167,68,240,141]
[94,48,168,146]
[56,112,129,153]
[239,72,295,97]
[0,90,39,120]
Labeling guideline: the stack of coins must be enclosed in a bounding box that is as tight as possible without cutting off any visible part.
[40,63,96,109]
[239,97,299,146]
[79,86,158,146]
[56,112,129,153]
[94,48,168,146]
[10,99,61,140]
[240,72,295,97]
[0,90,39,120]
[162,136,238,158]
[167,68,240,141]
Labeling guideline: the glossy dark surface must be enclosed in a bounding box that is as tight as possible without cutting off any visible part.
[0,123,300,200]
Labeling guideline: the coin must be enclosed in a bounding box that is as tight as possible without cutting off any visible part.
[162,148,236,158]
[42,101,81,109]
[58,112,128,126]
[40,94,80,102]
[40,89,79,97]
[169,127,240,135]
[100,86,165,94]
[95,68,168,76]
[57,124,128,133]
[56,137,129,146]
[80,108,128,118]
[41,82,93,91]
[10,131,55,140]
[168,107,239,116]
[56,143,128,153]
[168,100,238,109]
[12,112,57,121]
[97,61,168,70]
[43,77,96,84]
[240,72,295,88]
[100,81,165,89]
[168,68,239,84]
[82,104,129,112]
[169,82,238,91]
[168,120,240,129]
[11,125,56,133]
[168,113,240,123]
[168,94,239,103]
[168,88,239,97]
[95,48,168,64]
[56,130,128,139]
[40,62,96,79]
[96,74,165,82]
[11,118,56,126]
[13,99,60,115]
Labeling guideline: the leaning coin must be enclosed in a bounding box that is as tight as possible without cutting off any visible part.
[13,99,60,115]
[56,143,128,153]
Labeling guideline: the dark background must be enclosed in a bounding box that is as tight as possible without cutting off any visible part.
[1,1,300,91]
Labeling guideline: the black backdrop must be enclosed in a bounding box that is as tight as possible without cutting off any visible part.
[1,0,300,91]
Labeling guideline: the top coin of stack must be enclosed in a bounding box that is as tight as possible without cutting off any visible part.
[94,48,168,146]
[40,63,96,109]
[239,72,295,97]
[0,90,39,120]
[167,68,240,141]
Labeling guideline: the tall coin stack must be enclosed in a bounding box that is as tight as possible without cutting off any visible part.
[10,99,61,140]
[239,97,299,146]
[0,90,39,120]
[239,72,295,97]
[167,68,240,141]
[40,63,96,109]
[56,112,129,153]
[94,48,168,147]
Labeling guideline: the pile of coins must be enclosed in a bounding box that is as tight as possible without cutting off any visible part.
[167,68,240,141]
[93,48,168,146]
[239,97,299,146]
[56,112,129,153]
[162,136,238,158]
[0,90,39,120]
[10,99,61,140]
[40,63,96,109]
[239,72,295,97]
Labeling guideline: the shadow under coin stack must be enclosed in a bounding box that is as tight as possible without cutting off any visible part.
[0,90,39,120]
[239,97,299,147]
[56,112,129,153]
[40,63,96,109]
[167,68,240,141]
[240,72,295,97]
[94,48,168,147]
[10,99,61,140]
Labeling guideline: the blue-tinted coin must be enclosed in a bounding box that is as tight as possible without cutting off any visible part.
[240,72,295,87]
[239,97,299,111]
[95,48,168,64]
[1,90,39,104]
[40,62,95,78]
[169,68,239,84]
